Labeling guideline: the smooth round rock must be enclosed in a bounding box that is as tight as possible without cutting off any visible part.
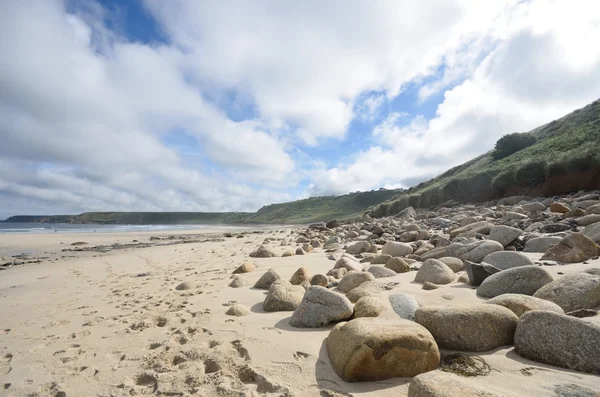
[226,304,249,317]
[368,265,397,278]
[353,296,384,318]
[382,241,413,257]
[438,257,464,273]
[290,286,353,328]
[338,272,375,293]
[533,273,600,312]
[253,268,283,289]
[481,251,534,270]
[389,293,419,321]
[263,280,305,312]
[476,266,554,298]
[414,259,455,285]
[485,294,565,317]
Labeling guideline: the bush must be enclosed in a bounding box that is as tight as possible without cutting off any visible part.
[492,133,537,160]
[515,161,547,186]
[492,170,516,196]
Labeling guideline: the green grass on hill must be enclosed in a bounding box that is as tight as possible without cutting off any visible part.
[369,99,600,217]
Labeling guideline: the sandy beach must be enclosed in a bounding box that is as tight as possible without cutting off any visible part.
[1,226,599,396]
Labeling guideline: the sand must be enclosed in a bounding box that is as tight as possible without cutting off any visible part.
[1,227,599,396]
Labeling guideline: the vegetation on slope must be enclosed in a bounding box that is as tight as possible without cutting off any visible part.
[369,99,600,217]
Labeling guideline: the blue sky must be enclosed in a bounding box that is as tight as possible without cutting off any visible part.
[1,0,600,218]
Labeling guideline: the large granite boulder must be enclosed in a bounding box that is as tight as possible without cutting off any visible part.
[477,266,554,298]
[550,202,570,213]
[249,245,277,258]
[289,267,310,285]
[533,273,600,312]
[338,272,375,293]
[541,233,600,263]
[385,257,411,273]
[382,241,413,257]
[449,221,494,239]
[414,259,455,285]
[263,280,305,312]
[481,251,534,270]
[408,371,500,397]
[414,305,518,352]
[446,240,504,263]
[515,311,600,375]
[389,293,419,321]
[326,318,440,381]
[233,261,255,274]
[290,286,353,328]
[345,281,386,303]
[437,257,464,273]
[370,254,392,264]
[523,236,561,253]
[253,268,284,289]
[346,241,375,255]
[521,202,546,213]
[485,294,564,317]
[353,296,384,318]
[464,261,501,286]
[367,265,397,278]
[582,222,600,244]
[334,256,363,272]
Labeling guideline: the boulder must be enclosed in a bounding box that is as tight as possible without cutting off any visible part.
[326,318,440,381]
[233,261,255,274]
[367,265,397,278]
[226,304,249,317]
[281,250,294,257]
[263,280,305,312]
[582,222,600,244]
[295,247,304,255]
[540,223,571,233]
[345,230,359,239]
[523,236,561,253]
[481,251,535,270]
[289,267,310,285]
[302,243,313,253]
[346,241,374,255]
[228,276,247,288]
[464,261,501,286]
[477,266,554,298]
[326,220,340,229]
[521,202,546,213]
[485,294,564,317]
[353,296,384,318]
[249,245,277,258]
[253,268,283,289]
[338,272,375,293]
[437,257,464,273]
[414,305,518,352]
[395,206,417,221]
[327,268,347,279]
[541,233,600,263]
[408,371,500,397]
[414,259,455,285]
[488,225,522,247]
[370,254,392,265]
[310,274,328,287]
[577,215,600,226]
[385,257,411,273]
[550,202,570,213]
[289,286,353,328]
[449,221,494,239]
[382,241,413,257]
[334,257,363,272]
[515,311,600,375]
[346,281,386,303]
[446,240,504,263]
[586,203,600,215]
[175,281,194,291]
[389,293,419,320]
[533,273,600,312]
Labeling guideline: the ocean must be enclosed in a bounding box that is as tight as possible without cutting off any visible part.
[0,222,207,234]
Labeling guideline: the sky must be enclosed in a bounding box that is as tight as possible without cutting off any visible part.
[1,0,600,219]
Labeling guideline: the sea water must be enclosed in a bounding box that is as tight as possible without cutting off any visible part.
[0,222,207,234]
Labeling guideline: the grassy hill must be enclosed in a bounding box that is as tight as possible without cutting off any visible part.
[368,99,600,217]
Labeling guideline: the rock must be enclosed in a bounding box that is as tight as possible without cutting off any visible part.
[533,273,600,312]
[263,280,305,312]
[446,240,504,263]
[302,243,313,253]
[346,241,373,255]
[385,257,411,273]
[586,203,600,215]
[540,223,571,233]
[226,304,249,317]
[481,251,535,270]
[233,261,255,274]
[327,268,347,279]
[414,259,455,285]
[249,245,277,258]
[422,282,439,290]
[253,268,283,289]
[515,311,600,375]
[488,225,522,247]
[504,211,528,220]
[565,208,586,218]
[464,261,501,286]
[577,215,600,226]
[368,265,397,278]
[554,384,600,397]
[382,241,413,257]
[296,236,309,243]
[389,293,419,320]
[395,206,417,221]
[550,202,570,213]
[295,247,304,255]
[567,309,598,318]
[289,267,310,285]
[334,257,363,272]
[310,274,329,287]
[353,296,384,318]
[522,202,546,213]
[281,250,294,257]
[326,318,440,381]
[326,220,340,229]
[583,222,600,243]
[523,236,561,253]
[311,239,321,248]
[345,281,386,303]
[372,225,385,236]
[485,294,564,317]
[541,233,600,263]
[228,276,246,288]
[449,221,494,239]
[477,266,554,298]
[370,254,392,264]
[175,281,194,291]
[408,371,500,397]
[290,286,353,328]
[437,257,464,273]
[345,230,359,239]
[414,305,518,352]
[338,272,375,293]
